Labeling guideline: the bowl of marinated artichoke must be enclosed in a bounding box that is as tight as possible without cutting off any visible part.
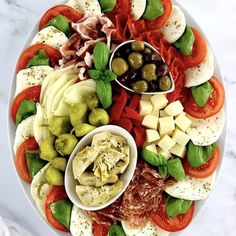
[65,125,138,211]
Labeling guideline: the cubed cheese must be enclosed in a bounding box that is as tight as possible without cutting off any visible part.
[159,117,175,136]
[139,100,153,116]
[175,113,192,132]
[142,115,159,129]
[150,94,168,110]
[145,144,157,154]
[159,110,169,117]
[164,100,184,116]
[170,144,186,158]
[151,109,159,117]
[157,135,176,151]
[172,129,190,146]
[146,129,160,143]
[156,147,172,160]
[141,94,152,101]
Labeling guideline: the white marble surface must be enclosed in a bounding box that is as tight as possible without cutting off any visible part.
[0,0,236,235]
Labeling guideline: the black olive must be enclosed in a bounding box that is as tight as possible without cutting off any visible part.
[158,63,169,76]
[145,52,162,63]
[148,80,158,92]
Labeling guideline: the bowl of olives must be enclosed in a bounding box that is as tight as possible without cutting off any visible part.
[110,40,175,94]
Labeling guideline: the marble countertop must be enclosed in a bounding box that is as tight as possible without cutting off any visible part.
[0,0,236,235]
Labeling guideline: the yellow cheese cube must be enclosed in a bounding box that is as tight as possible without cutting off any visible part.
[170,144,186,158]
[157,135,176,151]
[146,129,160,143]
[139,100,153,116]
[159,110,169,117]
[175,113,192,132]
[164,100,184,116]
[151,109,160,117]
[145,144,157,154]
[172,129,190,146]
[142,115,159,129]
[159,116,175,136]
[156,147,172,160]
[141,94,152,101]
[150,94,168,111]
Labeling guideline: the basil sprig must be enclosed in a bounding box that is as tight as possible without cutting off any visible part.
[167,158,185,181]
[188,141,217,167]
[99,0,116,13]
[26,49,49,68]
[88,42,117,109]
[142,0,164,21]
[191,81,213,108]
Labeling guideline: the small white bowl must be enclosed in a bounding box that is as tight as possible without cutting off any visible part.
[65,125,138,211]
[109,40,175,95]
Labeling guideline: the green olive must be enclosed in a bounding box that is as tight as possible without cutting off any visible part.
[159,76,172,91]
[131,40,145,51]
[141,63,157,82]
[55,134,78,156]
[132,80,148,93]
[74,123,96,137]
[51,158,67,172]
[49,116,71,137]
[128,52,143,69]
[111,58,129,76]
[70,103,88,128]
[40,137,58,161]
[144,47,152,54]
[89,108,109,126]
[45,166,64,186]
[85,95,100,110]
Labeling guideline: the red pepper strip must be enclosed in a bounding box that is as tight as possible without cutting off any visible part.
[122,107,142,121]
[131,119,143,128]
[133,127,146,148]
[128,94,140,110]
[112,117,133,133]
[116,14,132,41]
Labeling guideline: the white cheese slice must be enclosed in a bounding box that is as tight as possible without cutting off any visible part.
[15,66,54,96]
[70,205,93,236]
[14,115,35,153]
[130,0,146,21]
[165,172,216,201]
[187,110,225,146]
[162,5,186,44]
[31,26,68,49]
[185,47,214,87]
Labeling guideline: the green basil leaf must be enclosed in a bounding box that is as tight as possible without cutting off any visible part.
[94,42,110,70]
[158,165,168,178]
[99,0,116,13]
[142,0,164,21]
[108,224,126,236]
[167,158,185,181]
[166,196,192,218]
[26,49,49,68]
[102,69,117,81]
[142,148,167,167]
[191,81,213,108]
[188,141,217,167]
[174,26,195,56]
[96,80,112,109]
[88,69,102,80]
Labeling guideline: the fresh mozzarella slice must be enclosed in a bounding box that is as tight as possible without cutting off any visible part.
[130,0,146,21]
[185,47,214,87]
[14,115,35,153]
[165,172,216,201]
[70,205,93,236]
[186,110,225,146]
[63,79,96,105]
[31,164,52,217]
[31,26,68,49]
[162,5,186,44]
[122,221,170,236]
[15,66,54,96]
[66,0,101,16]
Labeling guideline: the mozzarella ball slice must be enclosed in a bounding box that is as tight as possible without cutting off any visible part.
[31,164,52,217]
[70,205,93,236]
[14,115,35,153]
[130,0,146,21]
[185,47,214,87]
[165,172,216,201]
[15,66,54,96]
[31,26,68,49]
[186,110,225,146]
[162,5,186,44]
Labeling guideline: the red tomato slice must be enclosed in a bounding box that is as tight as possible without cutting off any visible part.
[16,44,61,72]
[151,195,195,232]
[11,86,41,123]
[183,76,225,119]
[39,5,83,30]
[15,138,39,183]
[179,28,207,68]
[183,146,220,179]
[93,222,110,236]
[45,186,69,232]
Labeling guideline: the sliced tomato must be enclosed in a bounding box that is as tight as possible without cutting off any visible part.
[15,138,39,183]
[179,28,207,68]
[16,44,61,72]
[183,146,220,179]
[93,222,110,236]
[45,186,69,232]
[151,195,195,232]
[183,76,225,119]
[11,86,41,123]
[39,5,83,30]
